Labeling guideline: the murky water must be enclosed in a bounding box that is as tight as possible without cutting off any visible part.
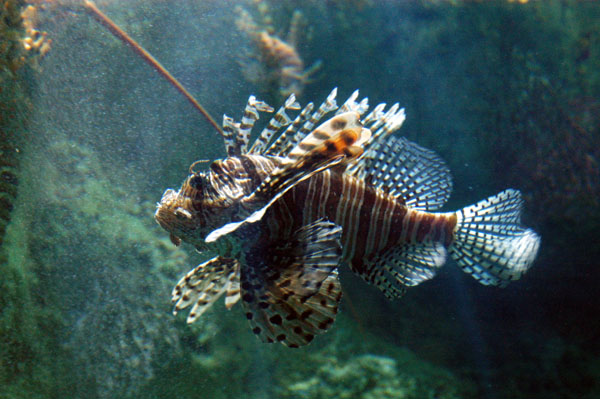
[1,1,599,398]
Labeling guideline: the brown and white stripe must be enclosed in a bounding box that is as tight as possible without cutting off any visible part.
[249,94,299,154]
[265,170,457,281]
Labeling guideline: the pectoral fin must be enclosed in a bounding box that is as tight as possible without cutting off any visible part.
[172,256,241,323]
[240,219,343,347]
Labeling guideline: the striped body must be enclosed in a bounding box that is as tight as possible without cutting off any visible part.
[174,154,458,285]
[264,165,457,282]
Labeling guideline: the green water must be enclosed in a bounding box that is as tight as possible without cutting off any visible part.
[1,1,599,398]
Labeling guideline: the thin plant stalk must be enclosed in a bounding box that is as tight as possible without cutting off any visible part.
[84,0,224,137]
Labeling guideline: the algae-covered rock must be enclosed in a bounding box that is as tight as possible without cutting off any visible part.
[13,137,195,398]
[274,316,474,399]
[279,351,468,399]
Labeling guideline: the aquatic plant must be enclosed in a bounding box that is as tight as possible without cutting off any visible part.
[235,0,321,101]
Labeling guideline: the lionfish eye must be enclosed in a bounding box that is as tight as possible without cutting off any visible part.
[189,174,205,190]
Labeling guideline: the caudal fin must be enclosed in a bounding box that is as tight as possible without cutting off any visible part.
[449,189,540,286]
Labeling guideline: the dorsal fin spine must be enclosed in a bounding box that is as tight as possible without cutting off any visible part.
[249,94,300,154]
[360,104,405,156]
[238,96,274,154]
[279,88,339,157]
[337,90,369,116]
[222,115,241,156]
[266,102,314,157]
[336,90,360,114]
[368,103,399,132]
[369,105,405,144]
[345,103,405,176]
[356,98,370,115]
[362,103,386,125]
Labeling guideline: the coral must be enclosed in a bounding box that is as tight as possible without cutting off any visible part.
[21,4,51,60]
[280,354,401,399]
[0,213,67,399]
[0,0,55,252]
[0,0,30,246]
[235,1,321,100]
[1,0,29,75]
[0,3,56,398]
[0,0,54,76]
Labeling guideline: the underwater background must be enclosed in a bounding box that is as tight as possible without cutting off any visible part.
[1,0,599,398]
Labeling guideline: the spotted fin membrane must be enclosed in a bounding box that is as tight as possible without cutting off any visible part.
[172,256,241,323]
[240,219,343,347]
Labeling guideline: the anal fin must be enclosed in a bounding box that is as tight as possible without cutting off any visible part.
[363,241,447,300]
[240,220,343,347]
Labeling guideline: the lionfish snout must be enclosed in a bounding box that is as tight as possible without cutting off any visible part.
[155,188,203,247]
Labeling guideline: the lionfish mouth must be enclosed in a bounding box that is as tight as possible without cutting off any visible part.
[154,188,189,244]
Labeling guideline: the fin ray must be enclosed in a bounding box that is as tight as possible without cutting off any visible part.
[336,89,369,115]
[172,256,241,323]
[450,189,541,286]
[206,112,371,243]
[249,94,299,154]
[238,95,274,155]
[349,136,453,211]
[365,241,447,299]
[240,220,343,347]
[222,115,241,157]
[264,102,314,156]
[205,154,345,242]
[272,87,339,158]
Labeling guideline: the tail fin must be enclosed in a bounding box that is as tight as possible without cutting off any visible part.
[449,189,540,286]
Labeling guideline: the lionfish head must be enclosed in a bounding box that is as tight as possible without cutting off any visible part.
[154,165,242,249]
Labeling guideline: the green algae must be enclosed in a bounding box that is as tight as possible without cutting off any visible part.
[0,132,196,398]
[20,138,189,398]
[0,1,56,397]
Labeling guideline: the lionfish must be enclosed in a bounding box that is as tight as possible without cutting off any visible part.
[155,89,541,347]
